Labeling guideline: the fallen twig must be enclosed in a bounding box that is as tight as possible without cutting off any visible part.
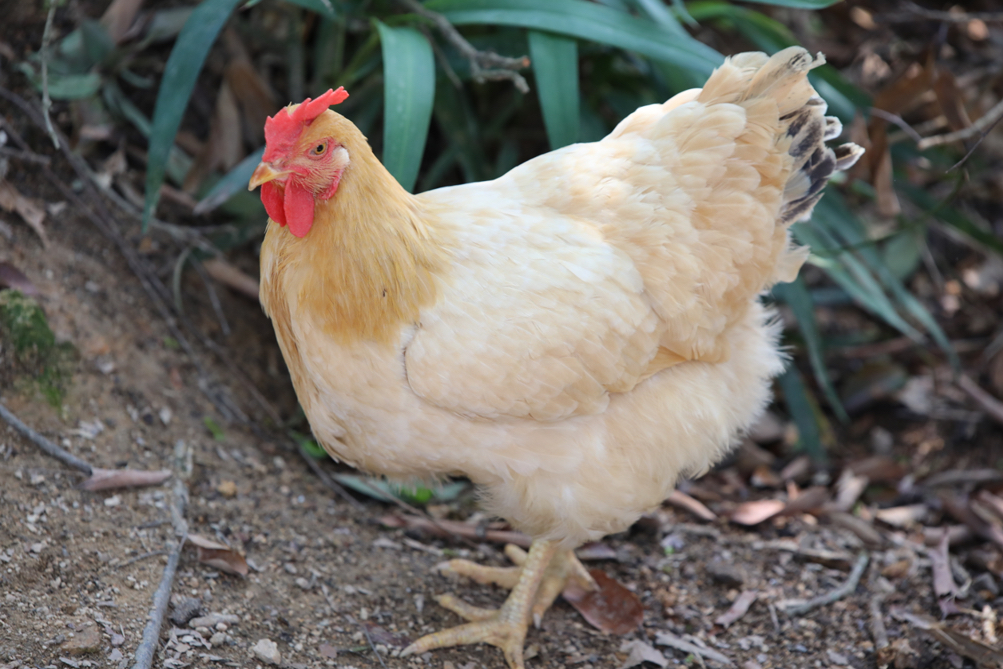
[39,2,59,148]
[870,594,891,668]
[295,440,366,512]
[131,477,188,669]
[879,2,1003,23]
[958,374,1003,427]
[380,513,532,548]
[399,0,531,92]
[0,399,93,475]
[779,552,869,616]
[715,590,758,627]
[917,96,1003,151]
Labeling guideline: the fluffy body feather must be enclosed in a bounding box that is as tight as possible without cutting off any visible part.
[257,47,861,546]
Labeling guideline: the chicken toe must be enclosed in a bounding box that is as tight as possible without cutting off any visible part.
[403,540,563,669]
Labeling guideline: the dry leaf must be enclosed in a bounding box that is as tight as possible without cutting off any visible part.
[654,631,733,667]
[78,467,172,491]
[930,529,960,617]
[933,69,972,132]
[782,486,830,516]
[730,499,785,526]
[100,0,145,43]
[186,533,249,576]
[563,569,643,635]
[183,80,243,193]
[619,640,667,669]
[834,470,869,512]
[715,590,758,627]
[874,504,928,528]
[202,258,259,301]
[893,609,1003,668]
[666,489,717,521]
[0,178,47,246]
[361,621,411,648]
[0,262,39,295]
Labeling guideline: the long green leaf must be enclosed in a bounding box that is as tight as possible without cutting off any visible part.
[376,21,435,192]
[528,31,579,150]
[741,0,840,7]
[143,0,242,229]
[194,147,265,215]
[773,277,848,423]
[778,366,826,464]
[428,0,722,75]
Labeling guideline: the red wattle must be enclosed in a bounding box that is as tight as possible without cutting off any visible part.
[260,181,286,226]
[284,180,315,238]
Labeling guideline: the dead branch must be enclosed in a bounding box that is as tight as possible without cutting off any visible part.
[780,552,870,616]
[918,96,1003,150]
[880,2,1003,23]
[295,440,366,512]
[0,400,93,475]
[399,0,531,93]
[131,476,188,669]
[957,374,1003,427]
[380,513,532,548]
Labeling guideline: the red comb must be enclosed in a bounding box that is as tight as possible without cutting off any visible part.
[263,87,349,161]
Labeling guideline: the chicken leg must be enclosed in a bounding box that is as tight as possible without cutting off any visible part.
[401,540,596,668]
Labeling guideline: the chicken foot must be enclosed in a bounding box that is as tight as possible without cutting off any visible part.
[402,540,594,668]
[438,543,596,627]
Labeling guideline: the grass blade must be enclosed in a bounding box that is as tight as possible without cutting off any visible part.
[376,21,435,192]
[741,0,840,7]
[778,366,827,465]
[429,0,722,75]
[528,31,579,149]
[194,146,264,215]
[773,277,848,423]
[143,0,242,229]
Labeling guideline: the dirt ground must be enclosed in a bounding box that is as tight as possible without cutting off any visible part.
[1,152,990,669]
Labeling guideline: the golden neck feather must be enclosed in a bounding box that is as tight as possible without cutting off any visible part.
[260,144,448,346]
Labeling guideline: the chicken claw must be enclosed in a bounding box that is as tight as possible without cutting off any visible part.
[403,540,575,668]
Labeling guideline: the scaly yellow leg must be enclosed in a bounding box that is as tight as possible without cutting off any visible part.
[402,540,559,669]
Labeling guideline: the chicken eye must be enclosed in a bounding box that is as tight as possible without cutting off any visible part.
[310,142,328,157]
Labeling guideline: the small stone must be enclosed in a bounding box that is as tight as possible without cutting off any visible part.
[284,563,297,575]
[827,649,850,665]
[217,480,237,498]
[103,495,121,507]
[251,638,281,665]
[189,613,239,629]
[61,624,101,655]
[209,633,226,647]
[108,649,123,663]
[170,597,202,627]
[707,560,746,588]
[295,577,311,590]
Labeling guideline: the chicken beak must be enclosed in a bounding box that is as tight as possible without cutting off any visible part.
[248,162,291,190]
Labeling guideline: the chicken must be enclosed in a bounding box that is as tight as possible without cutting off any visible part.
[248,47,862,668]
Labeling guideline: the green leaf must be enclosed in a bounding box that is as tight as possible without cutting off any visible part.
[528,31,579,150]
[281,0,337,18]
[143,0,243,229]
[203,416,225,441]
[778,366,827,464]
[16,63,102,99]
[428,0,722,75]
[195,147,265,215]
[740,0,841,7]
[376,21,435,192]
[633,0,687,36]
[773,277,848,423]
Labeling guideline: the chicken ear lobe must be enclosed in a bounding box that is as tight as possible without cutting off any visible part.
[284,179,315,238]
[261,181,287,226]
